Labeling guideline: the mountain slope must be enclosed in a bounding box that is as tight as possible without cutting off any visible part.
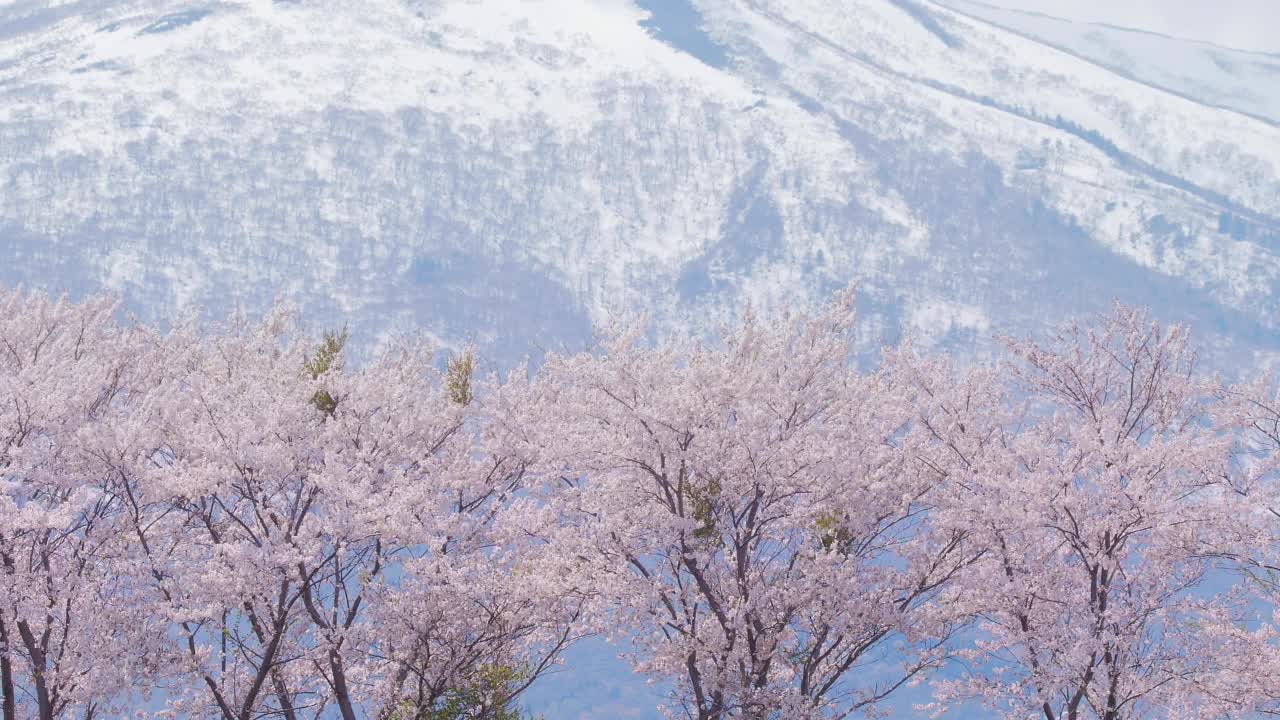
[0,0,1277,370]
[937,0,1280,125]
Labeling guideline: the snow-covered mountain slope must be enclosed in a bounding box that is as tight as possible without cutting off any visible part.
[1,0,1278,369]
[938,0,1280,125]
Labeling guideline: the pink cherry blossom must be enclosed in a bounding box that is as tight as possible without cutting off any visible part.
[2,286,1277,720]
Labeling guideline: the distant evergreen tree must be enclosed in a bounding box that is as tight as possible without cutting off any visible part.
[304,325,349,418]
[388,665,539,720]
[446,350,475,406]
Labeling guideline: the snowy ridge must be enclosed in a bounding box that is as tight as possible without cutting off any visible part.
[0,0,1277,371]
[937,0,1280,125]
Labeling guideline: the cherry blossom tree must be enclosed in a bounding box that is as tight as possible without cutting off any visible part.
[1201,372,1280,717]
[125,310,580,720]
[928,305,1245,720]
[1,290,579,720]
[6,285,1280,720]
[508,293,980,719]
[0,289,168,720]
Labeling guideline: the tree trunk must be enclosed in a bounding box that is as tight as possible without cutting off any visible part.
[329,651,358,720]
[15,619,53,720]
[0,621,14,720]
